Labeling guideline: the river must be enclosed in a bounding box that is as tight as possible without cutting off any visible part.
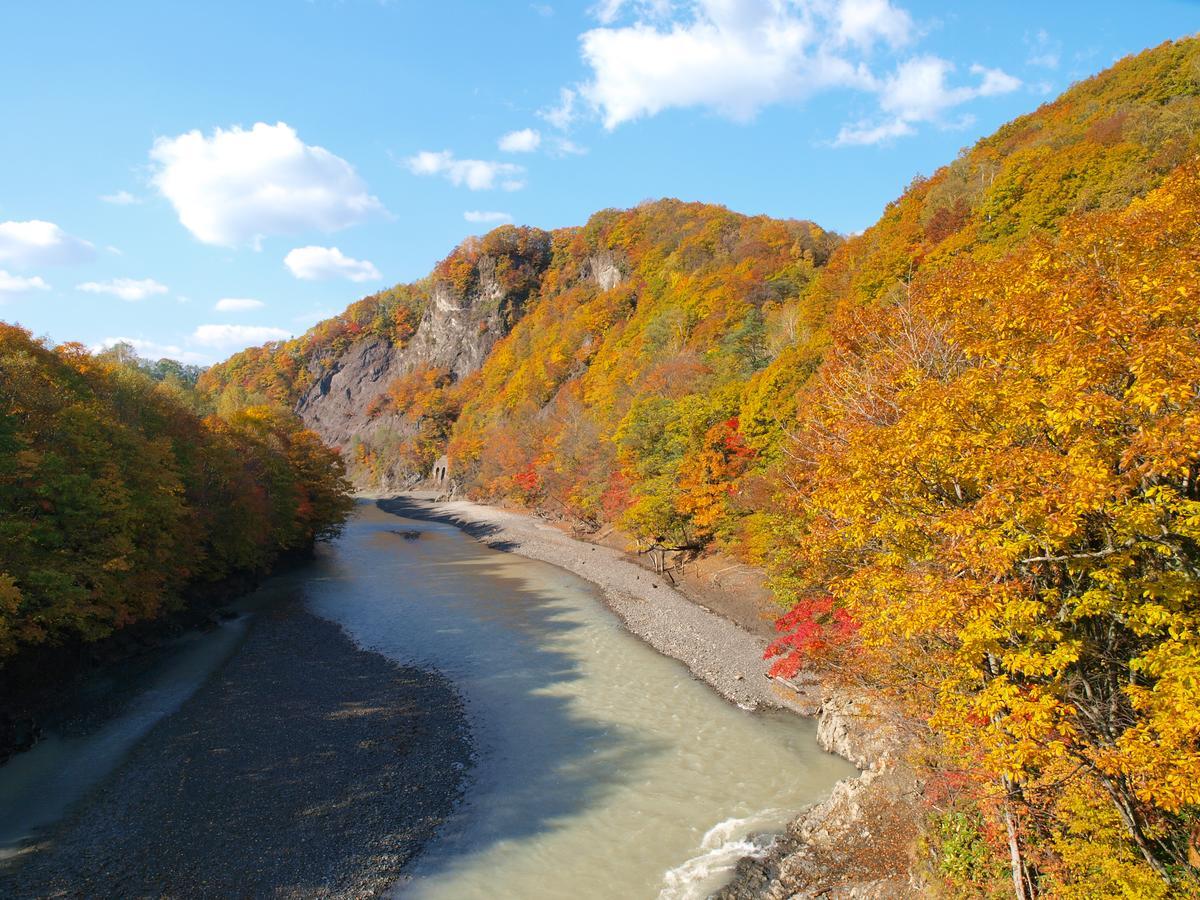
[0,501,854,898]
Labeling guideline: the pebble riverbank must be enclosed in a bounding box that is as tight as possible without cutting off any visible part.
[0,598,473,899]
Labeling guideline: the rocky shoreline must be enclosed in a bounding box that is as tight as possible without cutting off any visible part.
[381,493,924,898]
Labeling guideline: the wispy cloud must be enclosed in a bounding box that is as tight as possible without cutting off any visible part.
[406,150,525,191]
[214,297,265,312]
[464,210,513,224]
[77,277,169,301]
[100,190,142,205]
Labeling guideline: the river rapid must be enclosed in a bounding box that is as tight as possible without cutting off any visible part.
[0,502,854,898]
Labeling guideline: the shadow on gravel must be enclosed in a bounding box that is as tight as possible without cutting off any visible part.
[0,599,474,899]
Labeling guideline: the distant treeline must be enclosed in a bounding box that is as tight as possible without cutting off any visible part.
[0,324,353,662]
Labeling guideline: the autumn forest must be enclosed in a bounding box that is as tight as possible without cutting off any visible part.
[5,33,1200,899]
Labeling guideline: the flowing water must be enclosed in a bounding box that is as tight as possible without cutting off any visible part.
[304,504,856,899]
[0,502,855,897]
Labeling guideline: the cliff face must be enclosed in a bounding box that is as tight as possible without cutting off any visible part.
[293,230,556,464]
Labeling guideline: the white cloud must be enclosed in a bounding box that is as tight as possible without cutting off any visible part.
[498,128,542,152]
[540,87,579,131]
[150,122,385,248]
[496,128,540,153]
[0,220,94,267]
[191,324,292,348]
[406,151,526,191]
[549,137,588,156]
[833,117,915,145]
[100,190,141,205]
[93,337,208,364]
[77,277,169,301]
[837,56,1021,145]
[592,0,671,26]
[531,3,554,15]
[0,270,51,300]
[464,210,513,224]
[1025,29,1060,69]
[572,0,1016,145]
[834,0,912,48]
[284,245,381,282]
[214,297,265,312]
[578,0,899,128]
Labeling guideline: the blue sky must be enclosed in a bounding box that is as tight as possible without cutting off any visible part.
[1,1,1196,364]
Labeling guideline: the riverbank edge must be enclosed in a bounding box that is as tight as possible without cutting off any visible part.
[376,493,926,898]
[0,547,316,766]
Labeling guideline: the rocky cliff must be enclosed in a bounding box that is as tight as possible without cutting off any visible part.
[293,229,555,461]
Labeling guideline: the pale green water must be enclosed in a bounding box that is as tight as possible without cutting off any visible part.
[306,504,856,899]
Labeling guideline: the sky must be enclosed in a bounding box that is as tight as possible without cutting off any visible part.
[0,1,1197,365]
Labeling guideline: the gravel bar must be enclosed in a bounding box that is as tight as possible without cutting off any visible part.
[0,599,473,899]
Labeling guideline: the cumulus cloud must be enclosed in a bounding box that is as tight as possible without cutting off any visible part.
[100,190,141,205]
[578,0,903,128]
[284,245,381,282]
[406,150,526,191]
[214,297,265,312]
[836,56,1021,145]
[191,323,292,348]
[0,220,95,267]
[150,122,385,248]
[572,0,1017,144]
[464,210,513,224]
[0,270,51,300]
[77,277,169,301]
[499,128,542,152]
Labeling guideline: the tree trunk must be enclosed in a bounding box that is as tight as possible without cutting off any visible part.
[1001,781,1036,899]
[1095,772,1174,881]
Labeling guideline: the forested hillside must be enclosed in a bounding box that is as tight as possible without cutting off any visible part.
[0,325,353,663]
[196,37,1200,895]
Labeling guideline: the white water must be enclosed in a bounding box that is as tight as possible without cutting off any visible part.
[305,504,856,899]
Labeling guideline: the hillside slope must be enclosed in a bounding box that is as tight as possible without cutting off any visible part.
[202,38,1200,552]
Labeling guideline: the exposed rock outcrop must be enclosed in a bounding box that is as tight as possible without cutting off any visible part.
[717,690,925,899]
[582,250,625,292]
[295,336,399,448]
[295,243,561,453]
